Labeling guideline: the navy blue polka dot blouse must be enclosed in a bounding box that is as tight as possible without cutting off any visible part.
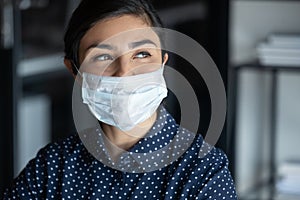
[4,108,237,199]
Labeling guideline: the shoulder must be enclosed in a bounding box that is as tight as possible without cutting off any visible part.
[171,132,230,174]
[167,132,237,199]
[30,133,94,174]
[190,133,230,168]
[173,128,230,169]
[28,134,87,166]
[183,132,233,181]
[3,133,92,199]
[38,133,85,158]
[22,133,91,173]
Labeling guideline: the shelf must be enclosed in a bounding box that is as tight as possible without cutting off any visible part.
[233,62,300,71]
[17,53,65,77]
[231,62,300,200]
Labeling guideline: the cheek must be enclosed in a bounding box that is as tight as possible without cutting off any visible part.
[151,50,163,63]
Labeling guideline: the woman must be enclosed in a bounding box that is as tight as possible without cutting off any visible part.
[4,0,237,199]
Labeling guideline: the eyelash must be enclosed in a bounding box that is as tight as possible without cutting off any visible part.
[93,54,113,62]
[92,51,152,62]
[133,51,152,59]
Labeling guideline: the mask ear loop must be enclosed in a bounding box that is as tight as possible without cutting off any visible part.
[70,60,82,77]
[70,60,86,87]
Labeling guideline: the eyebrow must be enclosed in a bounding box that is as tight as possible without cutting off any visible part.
[86,43,115,51]
[129,39,158,49]
[86,39,158,52]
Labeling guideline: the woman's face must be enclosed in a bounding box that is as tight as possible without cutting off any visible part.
[77,15,168,76]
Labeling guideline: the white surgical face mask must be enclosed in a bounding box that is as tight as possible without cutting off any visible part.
[81,67,168,131]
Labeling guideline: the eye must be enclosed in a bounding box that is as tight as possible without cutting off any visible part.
[133,51,151,59]
[93,54,114,61]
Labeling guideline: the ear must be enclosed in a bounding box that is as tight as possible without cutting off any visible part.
[162,53,169,65]
[64,58,76,78]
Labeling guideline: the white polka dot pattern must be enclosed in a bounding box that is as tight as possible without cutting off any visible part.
[4,108,237,199]
[79,108,196,173]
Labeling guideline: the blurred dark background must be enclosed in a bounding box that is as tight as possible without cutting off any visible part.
[4,1,300,199]
[3,0,278,198]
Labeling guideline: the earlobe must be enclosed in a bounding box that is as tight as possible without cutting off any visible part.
[162,53,169,65]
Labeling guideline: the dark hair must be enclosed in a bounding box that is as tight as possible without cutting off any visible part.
[64,0,163,74]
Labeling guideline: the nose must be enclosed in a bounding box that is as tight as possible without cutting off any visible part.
[112,55,133,77]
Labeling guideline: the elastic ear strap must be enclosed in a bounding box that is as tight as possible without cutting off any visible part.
[71,60,82,76]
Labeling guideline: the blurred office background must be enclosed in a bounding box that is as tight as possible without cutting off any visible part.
[1,0,300,199]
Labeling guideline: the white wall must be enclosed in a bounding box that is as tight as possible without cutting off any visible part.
[15,95,51,176]
[230,0,300,195]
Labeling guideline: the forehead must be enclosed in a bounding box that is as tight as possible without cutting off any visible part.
[79,15,160,52]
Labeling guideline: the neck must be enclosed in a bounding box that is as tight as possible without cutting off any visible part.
[101,111,157,160]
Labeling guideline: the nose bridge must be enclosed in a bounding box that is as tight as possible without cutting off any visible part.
[114,53,131,77]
